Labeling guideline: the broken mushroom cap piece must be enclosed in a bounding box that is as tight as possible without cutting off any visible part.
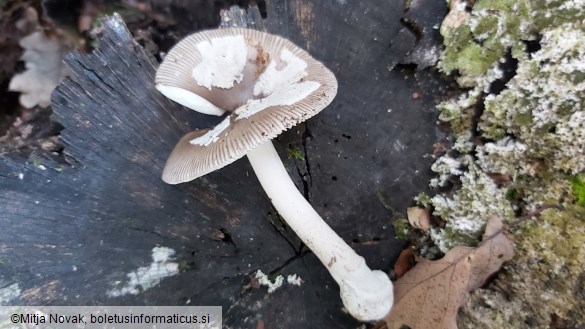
[156,28,337,183]
[157,28,393,321]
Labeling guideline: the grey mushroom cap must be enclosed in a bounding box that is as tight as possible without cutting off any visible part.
[157,28,338,184]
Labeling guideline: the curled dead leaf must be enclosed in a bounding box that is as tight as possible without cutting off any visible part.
[9,30,70,109]
[385,216,514,329]
[394,248,416,279]
[407,207,431,231]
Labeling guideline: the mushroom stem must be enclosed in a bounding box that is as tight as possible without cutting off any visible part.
[246,141,393,321]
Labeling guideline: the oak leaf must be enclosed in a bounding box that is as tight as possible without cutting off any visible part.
[384,216,514,329]
[394,248,416,279]
[9,31,70,108]
[407,207,431,231]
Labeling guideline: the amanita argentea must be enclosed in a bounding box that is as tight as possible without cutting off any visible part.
[156,28,393,321]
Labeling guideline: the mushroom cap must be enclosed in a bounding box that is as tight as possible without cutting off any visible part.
[158,28,337,184]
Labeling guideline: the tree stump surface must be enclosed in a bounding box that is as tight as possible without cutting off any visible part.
[0,1,447,328]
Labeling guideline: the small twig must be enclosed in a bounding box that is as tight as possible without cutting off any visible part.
[509,204,564,228]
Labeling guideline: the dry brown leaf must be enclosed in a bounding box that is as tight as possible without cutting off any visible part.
[385,216,514,329]
[394,248,416,279]
[8,7,71,112]
[407,207,431,231]
[9,30,71,108]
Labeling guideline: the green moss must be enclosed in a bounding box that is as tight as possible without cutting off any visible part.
[178,260,190,271]
[392,217,413,241]
[440,0,531,83]
[414,192,431,207]
[460,206,585,328]
[471,15,498,38]
[476,22,585,175]
[440,0,585,87]
[570,175,585,206]
[426,0,585,327]
[436,91,480,135]
[513,111,532,127]
[456,43,493,77]
[287,147,304,161]
[505,188,517,201]
[480,98,510,140]
[569,70,585,84]
[517,206,585,265]
[441,225,482,247]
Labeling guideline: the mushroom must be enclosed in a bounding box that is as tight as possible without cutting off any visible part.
[155,28,393,321]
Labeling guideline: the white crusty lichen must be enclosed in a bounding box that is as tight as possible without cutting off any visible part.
[554,111,585,173]
[429,155,464,188]
[286,274,303,286]
[436,88,481,135]
[0,282,21,304]
[254,270,284,293]
[480,23,585,174]
[452,130,473,153]
[429,156,514,252]
[426,1,585,243]
[106,246,179,297]
[421,3,585,250]
[476,137,527,177]
[416,0,585,327]
[254,271,303,293]
[440,0,584,87]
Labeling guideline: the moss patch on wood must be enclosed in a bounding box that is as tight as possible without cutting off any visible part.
[407,0,585,327]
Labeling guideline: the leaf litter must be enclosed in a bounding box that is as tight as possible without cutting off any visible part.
[8,29,71,109]
[384,216,514,329]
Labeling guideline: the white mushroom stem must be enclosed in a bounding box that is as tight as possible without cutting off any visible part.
[247,141,393,321]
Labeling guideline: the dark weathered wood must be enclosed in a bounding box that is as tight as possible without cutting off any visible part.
[219,5,265,29]
[258,0,441,254]
[217,1,446,328]
[1,1,447,328]
[0,12,294,308]
[399,0,448,69]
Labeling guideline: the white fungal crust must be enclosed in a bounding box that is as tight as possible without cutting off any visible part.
[192,35,248,90]
[253,49,309,97]
[255,270,285,293]
[286,274,303,286]
[106,247,179,298]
